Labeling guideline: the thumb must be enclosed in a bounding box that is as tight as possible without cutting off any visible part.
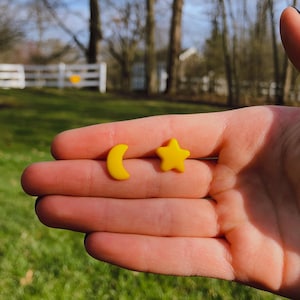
[280,7,300,71]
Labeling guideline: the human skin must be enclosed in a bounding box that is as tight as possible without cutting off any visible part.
[21,7,300,299]
[280,6,300,71]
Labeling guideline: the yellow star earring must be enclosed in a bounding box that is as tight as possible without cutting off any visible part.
[156,138,190,172]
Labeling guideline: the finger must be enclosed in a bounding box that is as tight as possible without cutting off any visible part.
[84,233,234,280]
[21,159,214,199]
[51,113,226,159]
[36,196,220,238]
[280,7,300,71]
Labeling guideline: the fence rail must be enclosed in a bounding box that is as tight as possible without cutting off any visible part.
[0,63,107,92]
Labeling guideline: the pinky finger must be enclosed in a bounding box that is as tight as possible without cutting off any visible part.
[84,232,234,281]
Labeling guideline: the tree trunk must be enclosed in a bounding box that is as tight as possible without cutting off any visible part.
[121,59,132,93]
[227,0,239,106]
[219,0,234,107]
[145,0,157,95]
[252,1,268,98]
[87,0,102,64]
[283,60,293,103]
[268,0,283,105]
[166,0,184,95]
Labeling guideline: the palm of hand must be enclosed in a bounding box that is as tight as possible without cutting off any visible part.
[211,108,300,296]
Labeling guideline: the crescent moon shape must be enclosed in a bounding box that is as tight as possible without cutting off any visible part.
[107,144,130,180]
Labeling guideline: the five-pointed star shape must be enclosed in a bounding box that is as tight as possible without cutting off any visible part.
[156,138,190,172]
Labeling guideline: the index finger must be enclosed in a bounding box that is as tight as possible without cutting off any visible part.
[51,112,226,160]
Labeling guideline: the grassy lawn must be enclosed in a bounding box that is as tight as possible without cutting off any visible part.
[0,88,283,299]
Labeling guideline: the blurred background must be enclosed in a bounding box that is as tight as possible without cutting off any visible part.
[1,0,299,107]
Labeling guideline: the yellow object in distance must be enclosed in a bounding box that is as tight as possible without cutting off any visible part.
[107,144,130,180]
[156,138,190,172]
[69,74,81,84]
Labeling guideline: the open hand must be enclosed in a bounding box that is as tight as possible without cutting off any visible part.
[21,105,300,298]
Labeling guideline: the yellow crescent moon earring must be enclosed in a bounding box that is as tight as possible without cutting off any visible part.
[107,144,130,180]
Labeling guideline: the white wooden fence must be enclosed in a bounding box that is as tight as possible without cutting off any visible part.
[0,64,25,89]
[0,63,107,92]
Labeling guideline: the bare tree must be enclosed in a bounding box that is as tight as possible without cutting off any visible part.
[249,1,269,98]
[41,0,102,63]
[26,0,50,49]
[145,0,157,95]
[227,0,240,106]
[0,1,23,53]
[165,0,184,96]
[218,0,234,106]
[106,1,145,92]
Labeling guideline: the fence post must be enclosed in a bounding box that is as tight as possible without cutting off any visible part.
[58,63,66,89]
[17,65,26,89]
[99,63,107,93]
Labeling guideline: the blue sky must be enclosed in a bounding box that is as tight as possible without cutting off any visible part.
[20,0,293,50]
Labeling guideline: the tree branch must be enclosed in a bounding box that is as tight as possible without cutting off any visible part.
[41,0,87,56]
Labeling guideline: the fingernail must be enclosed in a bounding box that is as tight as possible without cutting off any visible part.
[292,6,300,14]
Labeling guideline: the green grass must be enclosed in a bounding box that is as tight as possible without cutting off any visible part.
[0,88,283,299]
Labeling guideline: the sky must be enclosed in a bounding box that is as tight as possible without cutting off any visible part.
[17,0,295,51]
